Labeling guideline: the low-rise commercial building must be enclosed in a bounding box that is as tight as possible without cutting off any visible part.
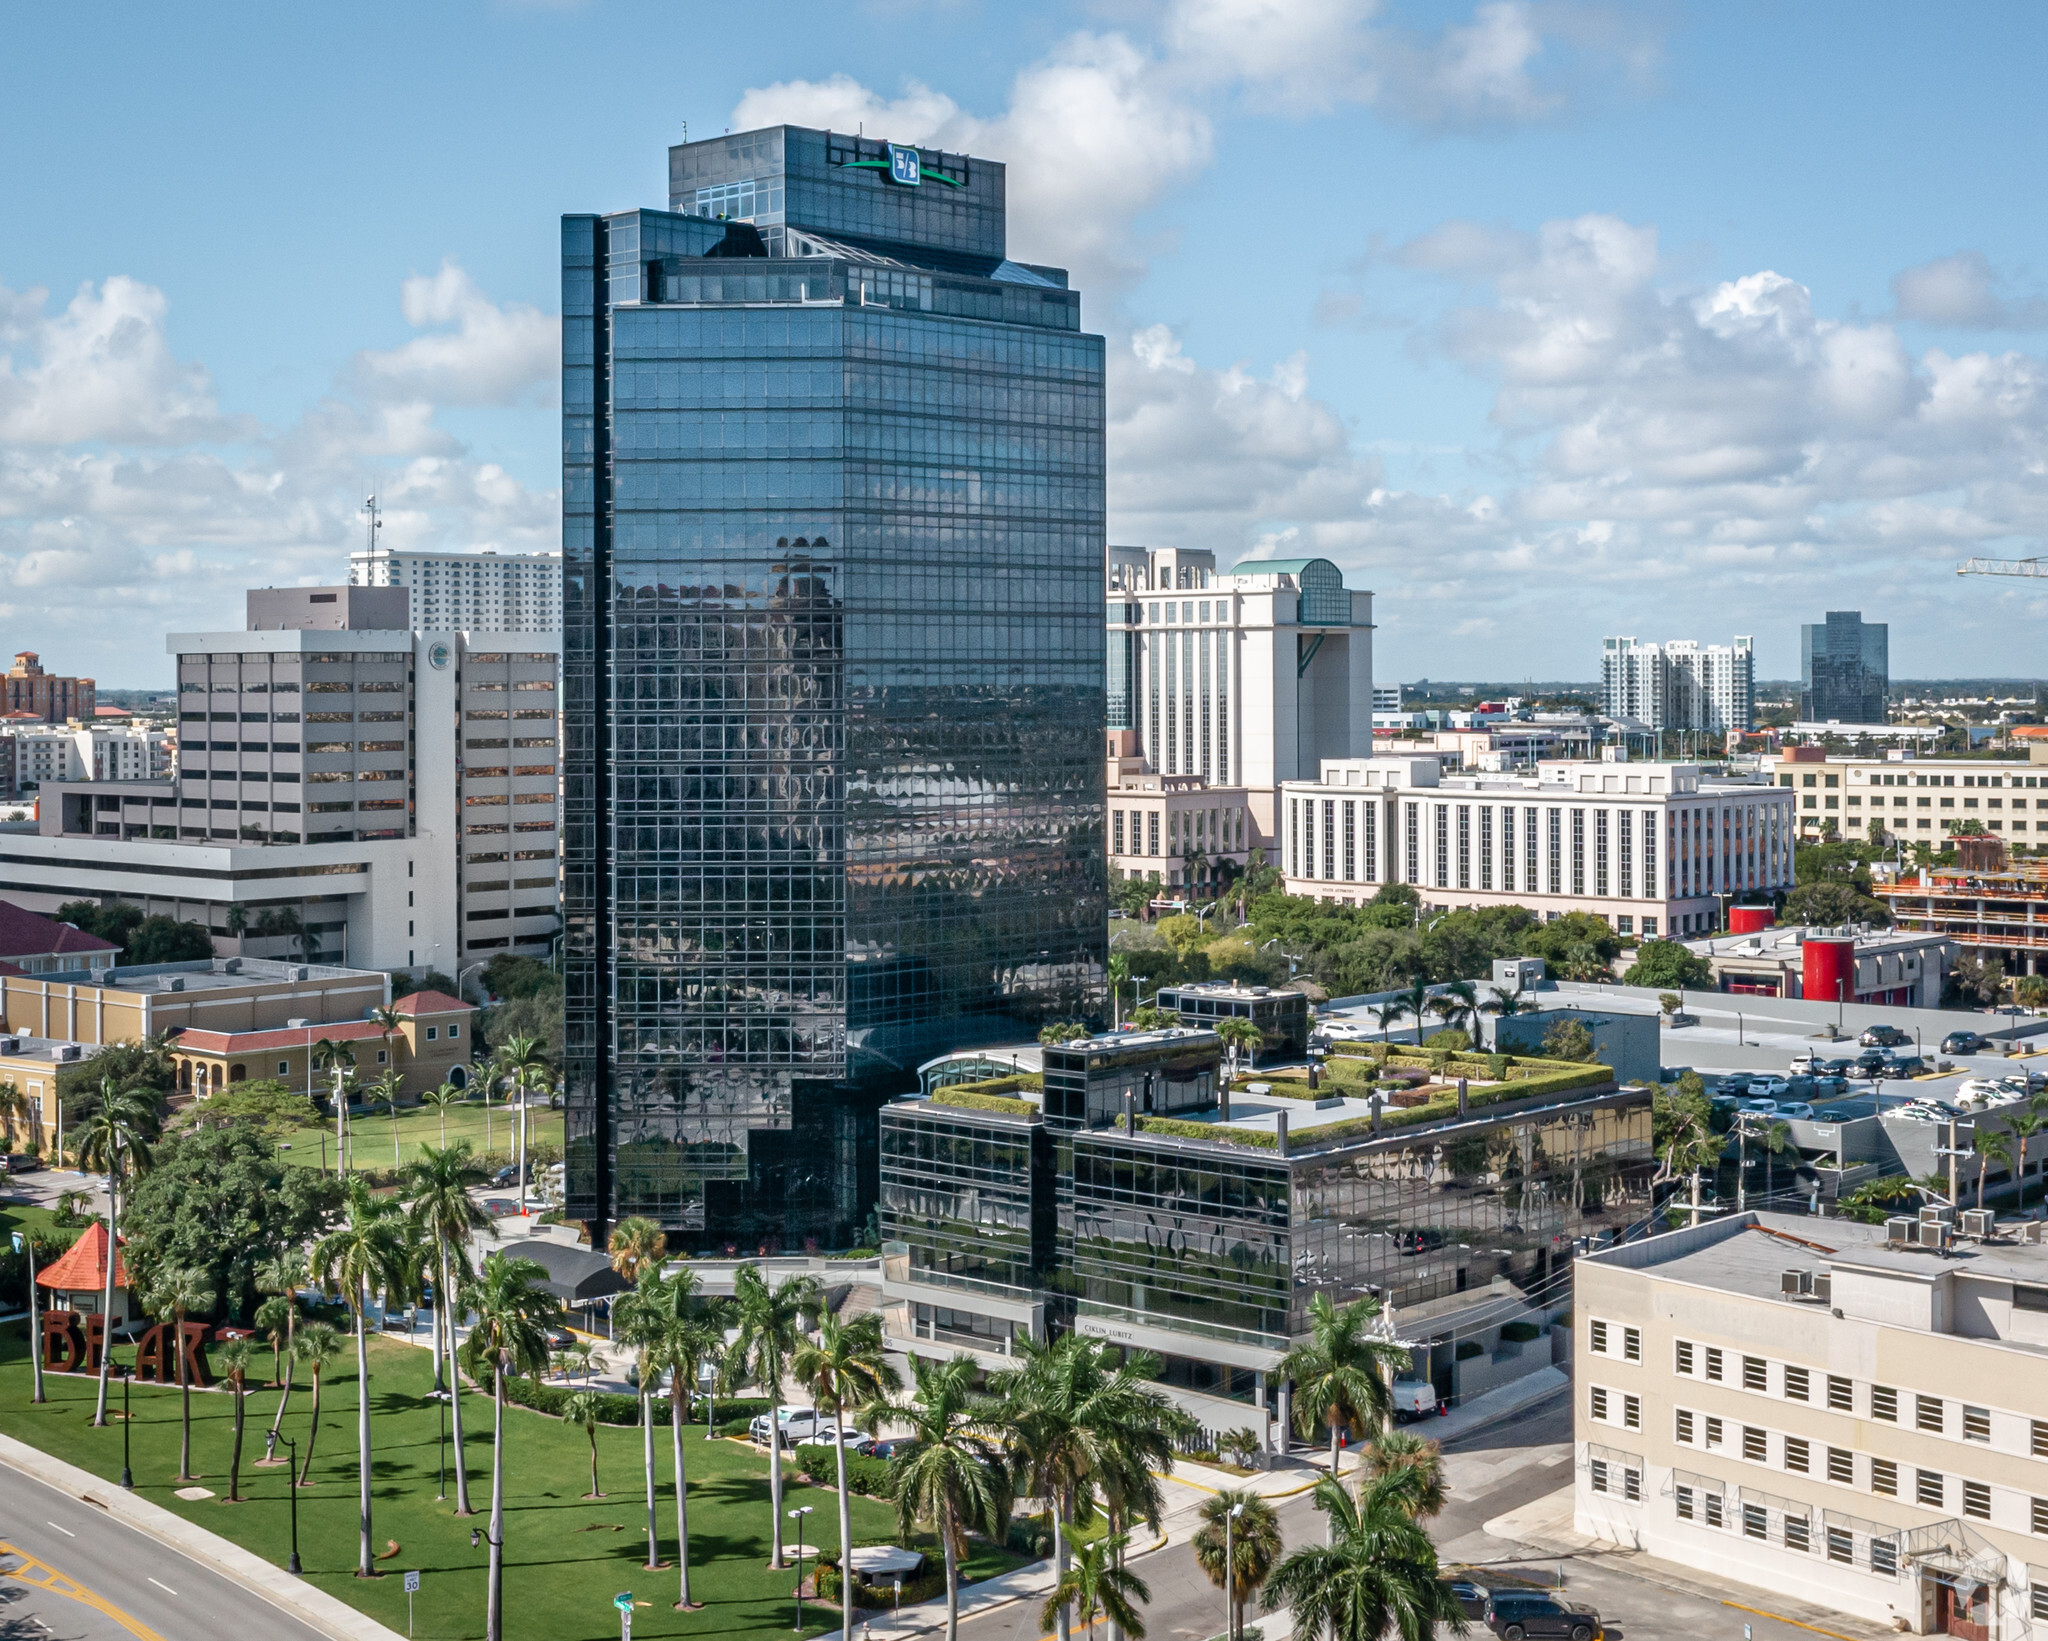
[1675,922,1952,1007]
[1878,858,2048,978]
[0,954,385,1047]
[1153,981,1311,1063]
[1575,1209,2048,1636]
[1766,748,2048,845]
[1106,731,1253,895]
[167,986,475,1102]
[0,902,117,978]
[1280,756,1796,939]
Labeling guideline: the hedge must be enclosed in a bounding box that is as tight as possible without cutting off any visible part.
[1456,1340,1484,1360]
[797,1443,897,1498]
[1499,1320,1543,1343]
[498,1378,776,1428]
[929,1086,1037,1116]
[1138,1115,1277,1150]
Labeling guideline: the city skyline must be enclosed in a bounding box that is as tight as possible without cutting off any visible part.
[9,4,2048,680]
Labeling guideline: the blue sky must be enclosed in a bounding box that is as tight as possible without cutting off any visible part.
[6,0,2048,683]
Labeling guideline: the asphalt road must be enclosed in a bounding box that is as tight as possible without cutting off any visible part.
[0,1459,331,1641]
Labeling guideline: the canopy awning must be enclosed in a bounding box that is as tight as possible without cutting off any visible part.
[505,1239,628,1306]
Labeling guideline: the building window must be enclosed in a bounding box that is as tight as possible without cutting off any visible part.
[1594,808,1609,897]
[1113,810,1125,855]
[1675,1484,1695,1521]
[1343,801,1356,882]
[1479,804,1493,892]
[1571,807,1586,895]
[1872,1459,1898,1496]
[425,1026,438,1041]
[1742,1503,1767,1541]
[1704,1492,1725,1530]
[2034,1421,2048,1459]
[1964,1481,1991,1521]
[1590,1387,1609,1422]
[1871,1384,1898,1422]
[1675,1339,1694,1375]
[1149,812,1161,857]
[1781,1365,1808,1402]
[1829,1376,1853,1413]
[1742,1426,1766,1462]
[448,1024,460,1040]
[1828,1447,1854,1485]
[1590,1458,1608,1495]
[1435,804,1450,889]
[1964,1406,1991,1443]
[1623,1326,1641,1362]
[1917,1395,1944,1434]
[2032,1497,2048,1536]
[1618,808,1633,897]
[1742,1356,1767,1392]
[1785,1437,1809,1474]
[277,1060,289,1075]
[1705,1416,1723,1448]
[1624,1395,1641,1431]
[1872,1539,1898,1577]
[1624,1467,1641,1503]
[1676,1409,1695,1444]
[1705,1347,1723,1383]
[1590,1320,1608,1354]
[1323,799,1336,883]
[2033,1588,2048,1623]
[1784,1515,1810,1554]
[1917,1470,1944,1508]
[1826,1527,1853,1565]
[1548,808,1562,895]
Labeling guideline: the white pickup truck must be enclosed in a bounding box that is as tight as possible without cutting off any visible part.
[1390,1378,1442,1423]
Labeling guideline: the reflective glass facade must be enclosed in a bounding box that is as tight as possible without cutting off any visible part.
[564,125,1107,1246]
[1070,1092,1654,1347]
[878,1102,1053,1293]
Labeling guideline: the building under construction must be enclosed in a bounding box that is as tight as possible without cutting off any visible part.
[1876,834,2048,975]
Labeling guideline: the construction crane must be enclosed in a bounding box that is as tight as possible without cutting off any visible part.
[1958,557,2048,578]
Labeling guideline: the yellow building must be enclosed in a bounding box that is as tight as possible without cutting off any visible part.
[0,956,385,1048]
[167,989,478,1102]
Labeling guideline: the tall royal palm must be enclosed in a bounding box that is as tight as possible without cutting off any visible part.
[891,1355,1011,1641]
[793,1310,902,1641]
[494,1034,550,1194]
[404,1141,493,1513]
[294,1322,345,1487]
[314,1176,410,1577]
[612,1267,674,1574]
[254,1247,309,1438]
[215,1337,258,1504]
[637,1268,722,1610]
[1263,1472,1466,1641]
[1276,1293,1410,1518]
[727,1264,822,1568]
[75,1078,157,1427]
[144,1264,215,1482]
[462,1251,553,1641]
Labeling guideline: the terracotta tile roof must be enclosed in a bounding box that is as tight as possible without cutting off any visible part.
[392,990,473,1016]
[37,1221,129,1292]
[0,900,117,960]
[173,1018,387,1055]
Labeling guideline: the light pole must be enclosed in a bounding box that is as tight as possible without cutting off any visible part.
[787,1505,813,1632]
[1223,1501,1244,1641]
[13,1230,42,1404]
[284,1435,303,1574]
[118,1363,132,1489]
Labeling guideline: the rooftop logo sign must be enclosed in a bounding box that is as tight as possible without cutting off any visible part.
[836,142,967,188]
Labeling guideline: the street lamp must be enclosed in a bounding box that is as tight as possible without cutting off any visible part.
[1223,1502,1245,1641]
[787,1505,814,1632]
[118,1363,132,1490]
[284,1435,303,1574]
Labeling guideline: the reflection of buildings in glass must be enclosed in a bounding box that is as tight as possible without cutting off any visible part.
[563,124,1107,1247]
[1800,610,1889,724]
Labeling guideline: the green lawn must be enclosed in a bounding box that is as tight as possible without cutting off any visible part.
[276,1101,565,1174]
[0,1329,899,1641]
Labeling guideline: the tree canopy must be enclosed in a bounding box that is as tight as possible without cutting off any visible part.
[1782,880,1892,928]
[176,1077,320,1138]
[122,1124,341,1322]
[56,900,214,965]
[1626,939,1715,990]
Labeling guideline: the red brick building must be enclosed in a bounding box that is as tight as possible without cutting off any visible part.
[2,653,94,724]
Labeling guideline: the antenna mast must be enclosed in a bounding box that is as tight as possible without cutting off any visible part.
[363,494,382,557]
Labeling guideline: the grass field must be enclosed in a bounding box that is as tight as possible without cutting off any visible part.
[0,1329,941,1641]
[277,1101,565,1174]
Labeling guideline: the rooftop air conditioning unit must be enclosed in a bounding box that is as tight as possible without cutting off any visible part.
[1885,1215,1915,1243]
[1961,1209,1996,1239]
[285,1017,311,1030]
[1922,1202,1957,1228]
[1813,1272,1832,1304]
[160,976,184,992]
[221,958,242,974]
[54,1044,81,1062]
[1917,1222,1953,1253]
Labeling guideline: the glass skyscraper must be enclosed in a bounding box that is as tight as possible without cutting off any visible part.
[562,126,1107,1247]
[1800,610,1889,724]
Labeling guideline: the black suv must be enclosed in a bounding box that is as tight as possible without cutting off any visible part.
[1860,1025,1911,1048]
[1485,1590,1601,1641]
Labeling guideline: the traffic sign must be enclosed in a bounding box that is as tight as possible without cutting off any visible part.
[615,1592,634,1611]
[9,1233,20,1253]
[405,1571,421,1593]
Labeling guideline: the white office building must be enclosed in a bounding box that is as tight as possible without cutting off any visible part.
[1106,546,1373,844]
[1278,755,1795,938]
[349,544,562,635]
[16,586,560,976]
[1602,637,1755,734]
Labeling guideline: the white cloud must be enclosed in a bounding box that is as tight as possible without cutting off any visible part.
[1892,250,2048,331]
[351,261,557,407]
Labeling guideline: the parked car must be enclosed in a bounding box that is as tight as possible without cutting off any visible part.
[1883,1054,1927,1077]
[1741,1097,1781,1114]
[1484,1589,1602,1641]
[1957,1077,2012,1105]
[1447,1580,1491,1621]
[1942,1031,1990,1056]
[1775,1101,1816,1120]
[542,1322,577,1351]
[1861,1025,1912,1048]
[1887,1105,1943,1124]
[1816,1107,1858,1122]
[1818,1057,1858,1078]
[1807,1075,1850,1097]
[1854,1049,1891,1074]
[749,1406,839,1448]
[1390,1377,1442,1422]
[2,1153,38,1174]
[1715,1072,1755,1095]
[854,1436,910,1460]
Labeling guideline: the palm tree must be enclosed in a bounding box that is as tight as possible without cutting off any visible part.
[1396,977,1432,1047]
[635,1269,722,1611]
[2010,1108,2047,1197]
[494,1034,551,1189]
[793,1310,903,1641]
[891,1354,1011,1641]
[365,1070,404,1169]
[1426,979,1480,1045]
[1107,953,1131,1029]
[420,1080,465,1147]
[1042,1535,1148,1641]
[144,1264,216,1482]
[1480,980,1540,1042]
[1656,1104,1725,1229]
[312,1038,357,1175]
[1263,1473,1466,1641]
[1276,1293,1410,1498]
[1368,999,1409,1048]
[405,1141,493,1512]
[609,1217,668,1285]
[462,1250,553,1641]
[1192,1489,1281,1641]
[216,1338,258,1503]
[727,1264,823,1568]
[564,1389,606,1498]
[1975,1128,2018,1211]
[0,1079,26,1149]
[368,1003,404,1081]
[74,1077,157,1427]
[613,1267,673,1574]
[313,1176,410,1577]
[1215,1017,1262,1081]
[254,1248,309,1436]
[294,1322,344,1486]
[1364,1429,1447,1518]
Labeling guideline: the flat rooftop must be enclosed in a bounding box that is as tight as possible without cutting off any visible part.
[1684,925,1945,960]
[30,957,376,994]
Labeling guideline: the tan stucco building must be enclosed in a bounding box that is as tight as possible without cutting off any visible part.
[167,987,477,1102]
[1576,1210,2048,1636]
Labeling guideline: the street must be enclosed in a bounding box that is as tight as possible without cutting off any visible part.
[0,1459,330,1641]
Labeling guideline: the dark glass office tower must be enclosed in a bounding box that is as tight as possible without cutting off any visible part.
[563,126,1107,1247]
[1799,610,1889,724]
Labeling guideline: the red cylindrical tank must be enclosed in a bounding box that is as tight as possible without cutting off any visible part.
[1802,937,1855,1005]
[1730,906,1776,934]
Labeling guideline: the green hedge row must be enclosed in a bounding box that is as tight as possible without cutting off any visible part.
[497,1378,776,1429]
[796,1443,897,1497]
[929,1087,1037,1116]
[1138,1115,1278,1150]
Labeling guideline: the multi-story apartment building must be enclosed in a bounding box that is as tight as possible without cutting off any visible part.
[562,125,1106,1248]
[1601,636,1755,734]
[1,652,94,724]
[1801,609,1889,725]
[1107,545,1373,845]
[8,586,560,974]
[349,544,563,634]
[1279,756,1796,939]
[1764,748,2048,847]
[1576,1209,2048,1636]
[11,723,174,790]
[882,1026,1649,1436]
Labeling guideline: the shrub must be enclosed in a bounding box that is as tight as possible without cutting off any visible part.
[1138,1116,1277,1149]
[796,1444,897,1498]
[1456,1340,1484,1361]
[1499,1321,1542,1344]
[1008,1520,1054,1559]
[929,1086,1036,1116]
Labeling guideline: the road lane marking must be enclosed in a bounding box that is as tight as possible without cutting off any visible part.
[148,1576,178,1596]
[43,1522,73,1537]
[0,1540,168,1641]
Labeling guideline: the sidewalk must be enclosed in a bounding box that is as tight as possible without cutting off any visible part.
[0,1431,405,1641]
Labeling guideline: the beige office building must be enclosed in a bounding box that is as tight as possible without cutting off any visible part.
[1766,749,2048,845]
[1576,1210,2048,1636]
